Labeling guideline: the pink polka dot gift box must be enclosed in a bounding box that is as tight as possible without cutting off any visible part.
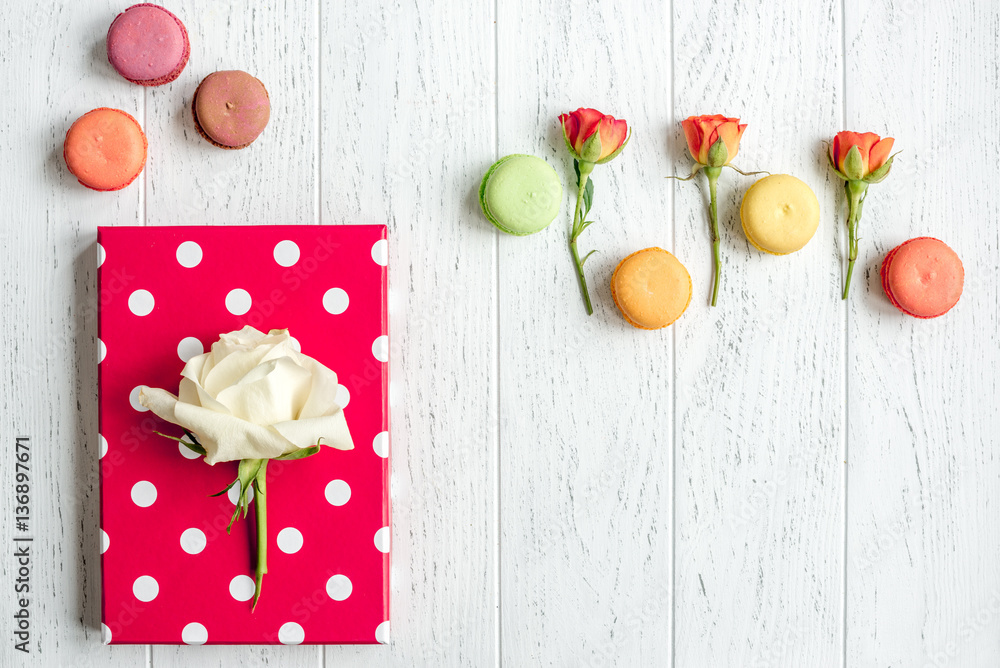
[97,225,389,645]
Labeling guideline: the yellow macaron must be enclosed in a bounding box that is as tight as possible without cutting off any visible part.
[611,247,692,329]
[740,174,820,255]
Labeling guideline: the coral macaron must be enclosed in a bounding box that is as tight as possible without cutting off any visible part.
[63,108,147,191]
[611,247,692,329]
[106,4,190,86]
[880,237,963,318]
[192,71,271,149]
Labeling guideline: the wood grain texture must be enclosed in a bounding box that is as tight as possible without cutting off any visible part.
[844,2,1000,667]
[320,0,499,666]
[497,1,674,665]
[0,2,147,667]
[671,1,845,666]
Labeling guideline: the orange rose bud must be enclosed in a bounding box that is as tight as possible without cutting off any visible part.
[829,131,895,182]
[558,107,631,314]
[681,114,747,167]
[827,130,899,299]
[559,108,630,164]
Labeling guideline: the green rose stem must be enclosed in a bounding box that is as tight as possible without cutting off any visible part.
[252,459,268,612]
[704,165,723,307]
[569,160,596,315]
[842,179,868,299]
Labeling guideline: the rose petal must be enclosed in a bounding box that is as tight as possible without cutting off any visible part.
[681,118,702,161]
[695,118,722,164]
[598,116,628,160]
[215,357,312,424]
[868,137,894,172]
[573,108,604,153]
[180,351,211,387]
[172,402,296,464]
[560,113,579,150]
[291,353,343,419]
[139,387,180,423]
[716,122,743,163]
[202,347,273,396]
[272,412,355,451]
[834,131,880,173]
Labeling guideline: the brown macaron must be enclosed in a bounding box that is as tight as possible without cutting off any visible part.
[192,70,270,149]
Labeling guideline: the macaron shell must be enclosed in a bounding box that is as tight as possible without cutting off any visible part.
[479,155,562,235]
[107,4,189,86]
[611,247,692,329]
[881,237,963,318]
[740,174,820,255]
[193,71,270,149]
[63,108,147,191]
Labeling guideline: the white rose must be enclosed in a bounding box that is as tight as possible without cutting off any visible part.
[139,326,353,465]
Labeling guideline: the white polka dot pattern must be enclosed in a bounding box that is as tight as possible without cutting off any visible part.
[130,481,156,507]
[176,241,203,268]
[132,575,158,602]
[182,622,208,645]
[97,227,390,643]
[128,289,155,316]
[273,240,300,267]
[278,622,304,645]
[225,288,252,315]
[326,574,352,601]
[229,575,255,602]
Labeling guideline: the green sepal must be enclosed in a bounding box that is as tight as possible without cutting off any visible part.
[842,145,865,181]
[153,430,207,456]
[827,150,850,181]
[863,152,900,184]
[707,137,729,168]
[210,479,238,497]
[579,129,604,163]
[226,458,265,533]
[275,445,322,461]
[666,162,704,181]
[595,128,631,164]
[180,440,207,456]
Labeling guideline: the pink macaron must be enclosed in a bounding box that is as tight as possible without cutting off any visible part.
[880,237,964,318]
[107,4,190,86]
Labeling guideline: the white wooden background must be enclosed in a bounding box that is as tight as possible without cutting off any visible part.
[1,0,998,666]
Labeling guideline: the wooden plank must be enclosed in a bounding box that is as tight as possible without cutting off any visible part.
[146,0,319,229]
[496,1,675,664]
[671,1,845,666]
[0,1,146,666]
[844,1,1000,666]
[145,1,319,666]
[320,0,499,665]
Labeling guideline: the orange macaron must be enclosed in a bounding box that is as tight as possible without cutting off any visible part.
[611,247,692,329]
[880,237,963,318]
[63,108,147,191]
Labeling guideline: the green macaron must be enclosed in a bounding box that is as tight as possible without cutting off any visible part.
[479,154,562,235]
